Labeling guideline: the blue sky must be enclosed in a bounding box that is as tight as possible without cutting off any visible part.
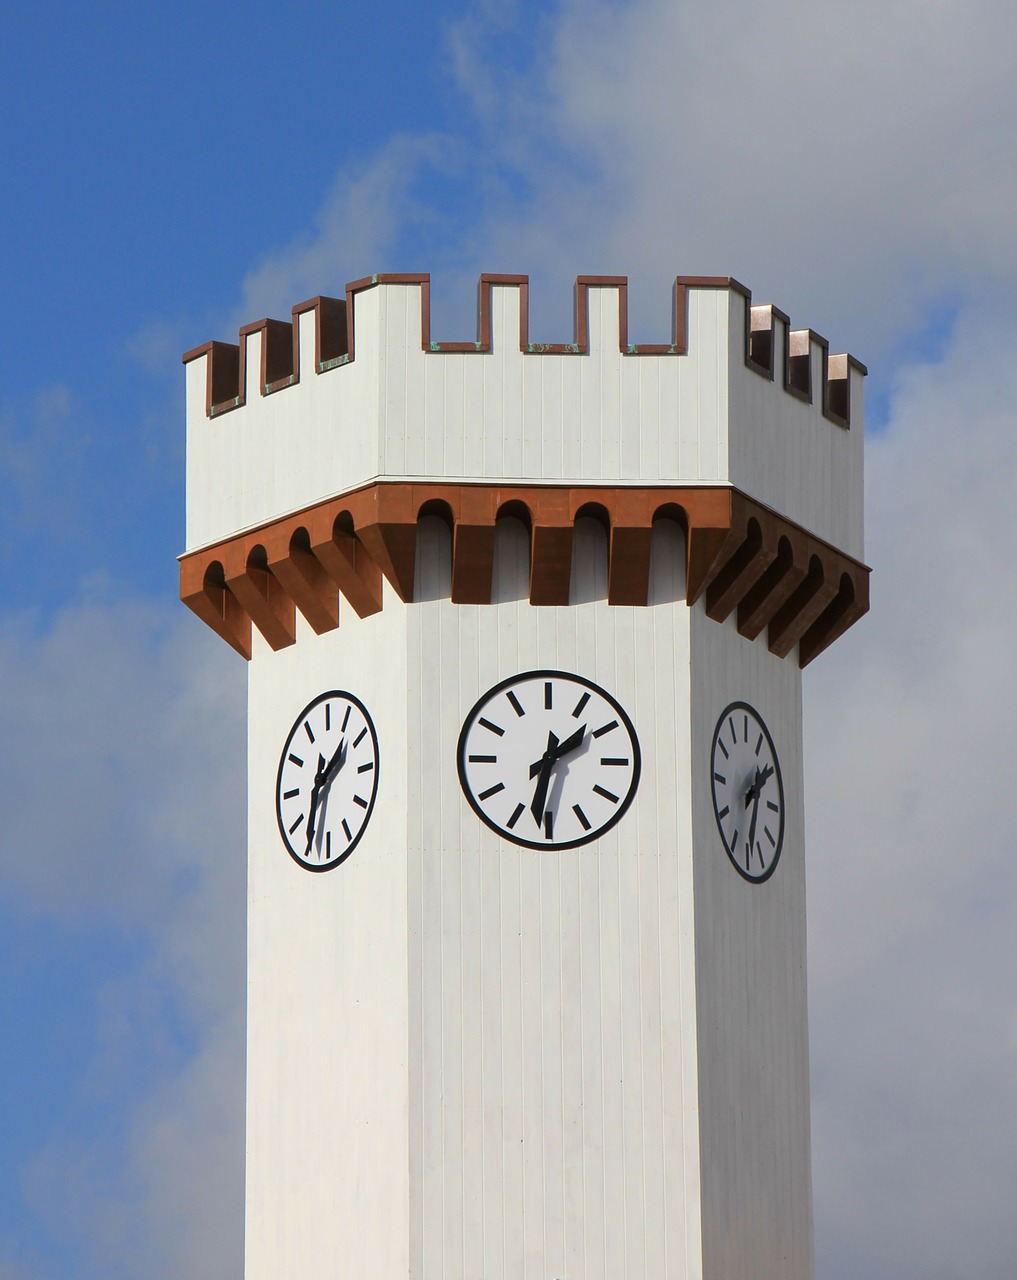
[4,1,1017,1277]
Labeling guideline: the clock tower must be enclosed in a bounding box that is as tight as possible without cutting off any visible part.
[181,272,867,1280]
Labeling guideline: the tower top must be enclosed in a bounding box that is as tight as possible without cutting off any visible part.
[181,272,868,666]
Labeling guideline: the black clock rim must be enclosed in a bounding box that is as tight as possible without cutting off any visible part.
[275,689,380,873]
[457,668,641,852]
[710,699,785,884]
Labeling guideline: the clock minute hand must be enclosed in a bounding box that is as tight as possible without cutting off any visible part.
[304,753,328,853]
[529,730,559,828]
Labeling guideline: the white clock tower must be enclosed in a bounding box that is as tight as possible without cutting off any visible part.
[181,272,867,1280]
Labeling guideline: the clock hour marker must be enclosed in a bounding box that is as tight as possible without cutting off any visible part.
[353,727,367,748]
[718,740,729,759]
[283,788,299,800]
[353,794,369,809]
[288,753,304,768]
[342,819,352,841]
[341,704,352,732]
[479,717,504,736]
[507,802,525,829]
[544,810,554,839]
[544,681,553,709]
[593,720,618,738]
[731,827,739,849]
[304,721,315,743]
[572,691,590,718]
[713,772,726,784]
[479,782,505,801]
[718,804,730,819]
[573,804,591,831]
[469,754,498,763]
[767,800,779,812]
[288,814,304,835]
[755,732,763,756]
[765,827,776,846]
[729,715,737,741]
[593,785,619,804]
[601,757,629,766]
[357,761,374,773]
[325,703,331,731]
[507,690,525,717]
[326,830,331,858]
[743,714,749,742]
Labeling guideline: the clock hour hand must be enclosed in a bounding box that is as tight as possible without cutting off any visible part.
[555,723,586,761]
[529,730,560,828]
[323,737,348,786]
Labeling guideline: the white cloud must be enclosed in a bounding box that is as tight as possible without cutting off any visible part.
[0,594,246,1279]
[805,297,1017,1276]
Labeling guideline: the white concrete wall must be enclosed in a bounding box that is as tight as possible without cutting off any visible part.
[185,281,863,560]
[245,588,410,1280]
[405,516,702,1280]
[689,605,813,1280]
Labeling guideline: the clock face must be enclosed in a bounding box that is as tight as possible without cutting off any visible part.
[275,690,380,872]
[457,670,641,851]
[710,701,785,883]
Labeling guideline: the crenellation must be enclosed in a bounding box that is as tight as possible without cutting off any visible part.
[182,269,869,662]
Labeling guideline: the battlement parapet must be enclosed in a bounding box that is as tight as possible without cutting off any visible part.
[183,272,866,562]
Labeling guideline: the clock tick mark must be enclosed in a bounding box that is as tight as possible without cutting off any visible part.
[765,827,776,846]
[288,753,304,768]
[507,802,525,829]
[304,721,315,743]
[283,788,299,800]
[353,727,368,748]
[573,804,591,831]
[767,800,779,812]
[718,804,730,819]
[593,785,619,804]
[755,732,763,756]
[357,761,374,773]
[713,772,726,784]
[602,757,629,766]
[593,720,618,738]
[353,795,369,809]
[729,716,737,741]
[544,809,554,839]
[743,714,749,742]
[479,718,504,736]
[325,704,331,731]
[479,782,505,801]
[341,705,352,732]
[326,830,331,858]
[718,740,729,759]
[507,690,525,717]
[572,691,590,718]
[469,754,498,763]
[288,814,304,835]
[342,819,352,842]
[544,682,553,709]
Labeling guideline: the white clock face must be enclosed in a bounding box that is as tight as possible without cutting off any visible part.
[275,691,380,871]
[710,701,785,882]
[458,670,641,851]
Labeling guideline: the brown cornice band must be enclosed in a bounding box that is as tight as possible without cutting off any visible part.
[182,274,867,429]
[180,482,869,667]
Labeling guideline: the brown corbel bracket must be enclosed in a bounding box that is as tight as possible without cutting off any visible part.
[179,481,869,666]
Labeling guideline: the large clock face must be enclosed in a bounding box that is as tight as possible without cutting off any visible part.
[710,701,785,882]
[275,690,380,871]
[457,670,641,851]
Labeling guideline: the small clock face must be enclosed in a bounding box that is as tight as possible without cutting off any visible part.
[275,691,380,872]
[458,670,641,851]
[710,701,785,882]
